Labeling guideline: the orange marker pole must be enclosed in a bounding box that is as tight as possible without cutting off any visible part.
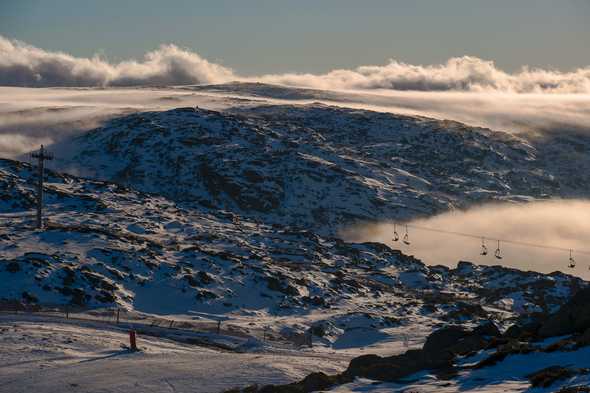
[129,330,137,351]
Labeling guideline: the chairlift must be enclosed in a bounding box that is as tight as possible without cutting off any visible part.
[569,249,576,268]
[494,240,502,259]
[392,223,399,242]
[480,237,488,256]
[403,224,411,245]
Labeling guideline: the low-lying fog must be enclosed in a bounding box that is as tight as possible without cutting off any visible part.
[341,199,590,280]
[1,86,590,160]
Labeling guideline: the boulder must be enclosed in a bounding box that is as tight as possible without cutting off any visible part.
[448,335,488,356]
[527,366,589,388]
[539,288,590,338]
[344,349,453,382]
[422,325,491,357]
[504,316,544,340]
[422,325,470,353]
[301,372,338,392]
[473,320,501,337]
[503,324,524,339]
[555,386,590,393]
[255,372,340,393]
[576,327,590,347]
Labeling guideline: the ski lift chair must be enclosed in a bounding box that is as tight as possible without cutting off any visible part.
[494,240,502,259]
[569,250,576,268]
[480,238,488,256]
[392,223,399,242]
[403,225,411,245]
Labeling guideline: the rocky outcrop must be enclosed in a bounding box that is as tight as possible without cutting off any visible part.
[343,348,454,382]
[240,325,493,392]
[527,366,589,388]
[539,288,590,338]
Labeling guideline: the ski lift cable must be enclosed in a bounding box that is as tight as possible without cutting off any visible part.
[396,223,590,256]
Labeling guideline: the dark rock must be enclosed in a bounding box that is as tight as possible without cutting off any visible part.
[302,296,325,307]
[310,324,326,338]
[474,320,501,337]
[448,335,488,356]
[555,386,590,393]
[527,366,589,388]
[544,338,576,352]
[422,325,470,353]
[6,261,20,273]
[70,288,88,306]
[248,372,341,393]
[197,271,214,285]
[265,276,299,296]
[196,290,217,301]
[444,301,488,321]
[184,274,198,287]
[21,291,38,303]
[95,290,115,303]
[539,288,590,338]
[504,319,542,340]
[475,340,536,369]
[344,349,453,382]
[575,327,590,347]
[301,372,338,392]
[503,324,524,339]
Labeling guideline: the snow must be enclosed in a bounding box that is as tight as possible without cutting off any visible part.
[2,83,590,392]
[48,99,584,236]
[0,315,347,393]
[329,345,590,393]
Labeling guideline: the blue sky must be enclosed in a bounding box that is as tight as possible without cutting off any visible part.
[1,0,589,74]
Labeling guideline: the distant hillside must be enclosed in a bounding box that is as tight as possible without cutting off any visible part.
[54,103,590,236]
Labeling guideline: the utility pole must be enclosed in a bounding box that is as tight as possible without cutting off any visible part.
[31,145,53,229]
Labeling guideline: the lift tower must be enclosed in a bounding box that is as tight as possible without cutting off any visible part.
[32,145,53,229]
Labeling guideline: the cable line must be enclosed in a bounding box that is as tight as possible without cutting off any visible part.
[390,222,590,257]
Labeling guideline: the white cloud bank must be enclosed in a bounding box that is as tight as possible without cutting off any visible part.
[1,36,590,158]
[1,35,590,93]
[0,36,235,87]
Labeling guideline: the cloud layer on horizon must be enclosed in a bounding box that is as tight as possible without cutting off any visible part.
[0,36,235,87]
[2,36,590,93]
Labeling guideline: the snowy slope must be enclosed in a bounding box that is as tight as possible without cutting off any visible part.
[3,88,590,392]
[0,315,349,393]
[1,159,585,342]
[53,103,590,236]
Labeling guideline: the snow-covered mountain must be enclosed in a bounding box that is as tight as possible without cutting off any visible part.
[1,158,585,324]
[3,86,590,392]
[4,89,590,332]
[55,102,590,236]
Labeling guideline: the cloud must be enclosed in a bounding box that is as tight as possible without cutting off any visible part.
[0,36,235,87]
[257,57,590,93]
[1,35,590,92]
[1,37,589,160]
[0,36,590,93]
[340,200,590,280]
[0,85,256,158]
[1,86,590,160]
[0,134,53,158]
[326,90,590,135]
